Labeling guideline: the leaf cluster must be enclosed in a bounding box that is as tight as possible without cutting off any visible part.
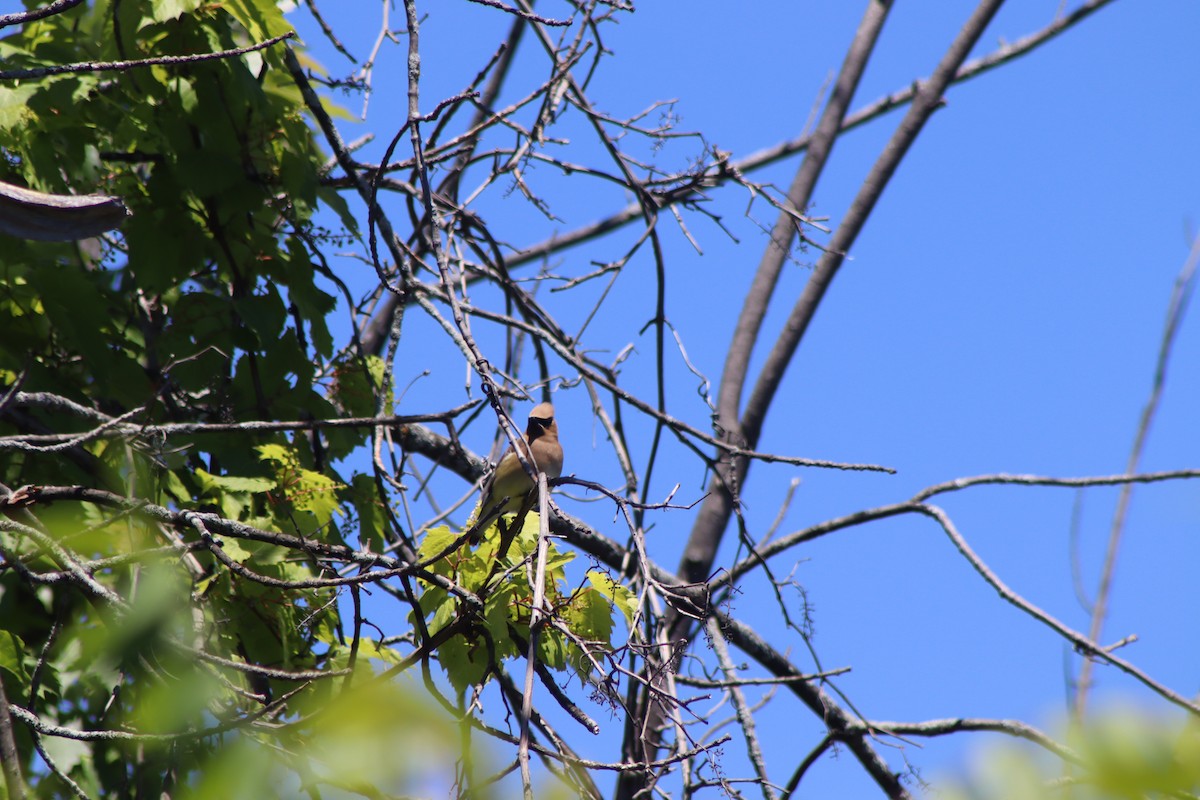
[416,515,635,696]
[0,1,375,795]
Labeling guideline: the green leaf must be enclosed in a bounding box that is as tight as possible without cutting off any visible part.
[158,468,194,505]
[537,629,568,671]
[0,83,37,132]
[566,587,615,646]
[148,0,203,25]
[331,354,391,416]
[287,468,342,526]
[217,537,254,562]
[348,473,388,553]
[222,0,296,39]
[483,587,519,662]
[196,469,275,495]
[0,630,30,684]
[256,443,296,468]
[234,283,288,345]
[317,184,361,238]
[418,525,460,567]
[587,569,637,625]
[437,628,490,696]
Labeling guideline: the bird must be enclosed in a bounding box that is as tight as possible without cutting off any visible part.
[475,402,563,533]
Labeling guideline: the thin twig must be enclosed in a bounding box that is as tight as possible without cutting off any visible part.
[0,32,295,79]
[1077,232,1200,716]
[0,0,85,29]
[519,474,552,797]
[706,617,777,800]
[917,503,1200,717]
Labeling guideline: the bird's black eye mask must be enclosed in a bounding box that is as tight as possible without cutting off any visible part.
[527,416,552,436]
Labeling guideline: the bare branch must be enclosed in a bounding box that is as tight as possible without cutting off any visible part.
[707,616,777,800]
[1077,232,1200,716]
[850,717,1080,765]
[916,503,1200,717]
[467,0,570,26]
[912,469,1200,503]
[0,32,296,79]
[0,0,83,28]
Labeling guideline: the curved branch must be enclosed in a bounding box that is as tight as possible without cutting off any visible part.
[848,717,1079,765]
[915,503,1200,717]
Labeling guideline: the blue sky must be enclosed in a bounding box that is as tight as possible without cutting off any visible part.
[288,1,1199,795]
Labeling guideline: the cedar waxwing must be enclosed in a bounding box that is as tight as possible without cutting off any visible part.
[477,402,563,528]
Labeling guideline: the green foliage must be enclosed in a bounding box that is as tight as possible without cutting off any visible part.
[941,710,1200,800]
[346,472,388,553]
[0,0,344,462]
[256,443,343,534]
[0,630,30,684]
[416,515,636,694]
[0,2,636,796]
[330,353,392,418]
[181,677,463,800]
[0,1,376,794]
